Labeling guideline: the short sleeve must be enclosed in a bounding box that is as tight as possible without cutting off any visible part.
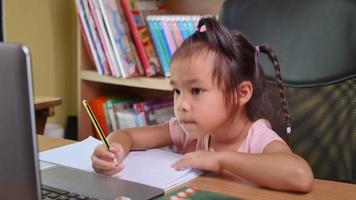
[238,119,285,154]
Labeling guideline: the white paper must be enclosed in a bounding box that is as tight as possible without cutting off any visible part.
[39,136,201,190]
[39,161,57,170]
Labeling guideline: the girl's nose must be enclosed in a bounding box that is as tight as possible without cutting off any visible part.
[175,95,191,112]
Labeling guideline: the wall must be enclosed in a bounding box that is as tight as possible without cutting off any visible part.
[4,0,77,127]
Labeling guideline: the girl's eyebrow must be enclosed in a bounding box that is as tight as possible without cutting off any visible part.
[169,78,203,85]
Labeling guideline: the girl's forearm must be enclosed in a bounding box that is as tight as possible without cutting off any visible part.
[217,151,313,192]
[107,130,133,156]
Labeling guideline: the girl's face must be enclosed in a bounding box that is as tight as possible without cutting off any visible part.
[170,53,230,138]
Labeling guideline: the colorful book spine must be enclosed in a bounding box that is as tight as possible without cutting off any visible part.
[160,16,177,56]
[105,96,140,131]
[75,0,104,75]
[175,16,185,40]
[116,109,138,129]
[82,0,111,75]
[97,0,142,78]
[132,102,146,127]
[143,96,174,125]
[146,16,170,77]
[146,15,203,77]
[88,0,119,76]
[186,16,197,36]
[120,0,162,77]
[170,17,184,46]
[177,16,190,40]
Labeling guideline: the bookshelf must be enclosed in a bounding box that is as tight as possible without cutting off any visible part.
[77,0,224,140]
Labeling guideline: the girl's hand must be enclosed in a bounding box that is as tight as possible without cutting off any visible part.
[91,143,125,176]
[171,150,221,172]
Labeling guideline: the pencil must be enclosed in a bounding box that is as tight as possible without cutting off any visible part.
[82,100,110,150]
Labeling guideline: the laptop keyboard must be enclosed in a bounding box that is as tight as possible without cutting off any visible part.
[42,185,99,200]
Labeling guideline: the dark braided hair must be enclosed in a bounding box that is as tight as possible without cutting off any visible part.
[259,45,292,144]
[171,17,292,144]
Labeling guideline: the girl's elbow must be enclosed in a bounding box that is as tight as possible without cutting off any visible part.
[289,166,314,192]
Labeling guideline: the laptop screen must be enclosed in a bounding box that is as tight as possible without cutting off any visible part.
[0,43,41,199]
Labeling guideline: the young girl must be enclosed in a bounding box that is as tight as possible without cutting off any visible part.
[91,17,313,192]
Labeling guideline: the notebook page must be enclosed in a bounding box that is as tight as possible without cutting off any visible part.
[39,136,201,190]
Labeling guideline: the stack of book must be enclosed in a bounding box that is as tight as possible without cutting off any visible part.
[88,95,174,138]
[75,0,204,78]
[146,15,200,77]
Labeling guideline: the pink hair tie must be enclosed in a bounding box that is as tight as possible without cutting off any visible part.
[255,46,260,54]
[196,25,207,33]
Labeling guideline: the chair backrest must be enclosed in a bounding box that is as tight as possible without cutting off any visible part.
[219,0,356,183]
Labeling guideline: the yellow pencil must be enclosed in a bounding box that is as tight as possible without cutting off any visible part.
[82,100,110,150]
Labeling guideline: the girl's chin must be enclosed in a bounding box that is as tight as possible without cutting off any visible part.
[182,128,205,139]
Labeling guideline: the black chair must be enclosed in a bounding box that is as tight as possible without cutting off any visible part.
[219,0,356,183]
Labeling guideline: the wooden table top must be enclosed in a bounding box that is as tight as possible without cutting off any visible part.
[37,135,356,200]
[34,96,62,110]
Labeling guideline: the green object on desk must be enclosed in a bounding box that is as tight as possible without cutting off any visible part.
[155,186,242,200]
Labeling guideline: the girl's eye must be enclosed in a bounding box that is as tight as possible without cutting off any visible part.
[173,89,181,95]
[191,88,203,95]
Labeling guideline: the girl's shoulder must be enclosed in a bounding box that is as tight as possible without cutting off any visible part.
[239,119,285,153]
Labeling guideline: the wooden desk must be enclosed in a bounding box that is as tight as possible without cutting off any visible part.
[35,96,62,134]
[37,136,356,200]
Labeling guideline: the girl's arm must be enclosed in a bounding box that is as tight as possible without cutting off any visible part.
[92,123,173,176]
[107,123,173,157]
[172,141,313,192]
[218,141,313,192]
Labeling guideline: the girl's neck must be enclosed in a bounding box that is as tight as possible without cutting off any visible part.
[210,113,252,150]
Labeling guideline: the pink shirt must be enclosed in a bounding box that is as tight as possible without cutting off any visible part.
[169,118,284,154]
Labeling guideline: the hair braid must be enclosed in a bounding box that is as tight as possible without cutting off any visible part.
[259,45,292,144]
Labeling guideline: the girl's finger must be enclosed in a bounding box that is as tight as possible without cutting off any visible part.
[110,144,125,162]
[172,157,192,171]
[99,164,124,176]
[92,155,118,171]
[171,153,192,167]
[94,146,116,160]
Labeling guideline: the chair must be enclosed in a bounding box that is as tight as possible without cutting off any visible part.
[219,0,356,183]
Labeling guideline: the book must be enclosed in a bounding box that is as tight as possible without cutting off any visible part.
[120,0,162,77]
[142,96,174,125]
[147,16,171,77]
[131,96,174,126]
[146,15,203,77]
[75,0,105,75]
[82,0,111,76]
[160,16,177,56]
[104,96,139,131]
[39,136,201,191]
[112,96,140,129]
[88,0,119,76]
[97,0,143,78]
[116,108,138,128]
[132,102,147,127]
[170,17,184,46]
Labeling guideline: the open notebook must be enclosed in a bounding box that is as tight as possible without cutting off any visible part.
[39,137,201,191]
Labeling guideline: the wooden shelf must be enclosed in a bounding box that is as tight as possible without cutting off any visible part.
[80,70,171,91]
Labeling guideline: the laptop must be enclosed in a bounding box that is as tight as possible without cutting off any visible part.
[0,42,164,200]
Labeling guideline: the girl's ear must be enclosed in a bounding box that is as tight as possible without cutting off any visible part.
[237,81,253,106]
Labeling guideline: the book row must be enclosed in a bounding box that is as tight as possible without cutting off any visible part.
[146,15,200,77]
[88,95,174,137]
[75,0,204,78]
